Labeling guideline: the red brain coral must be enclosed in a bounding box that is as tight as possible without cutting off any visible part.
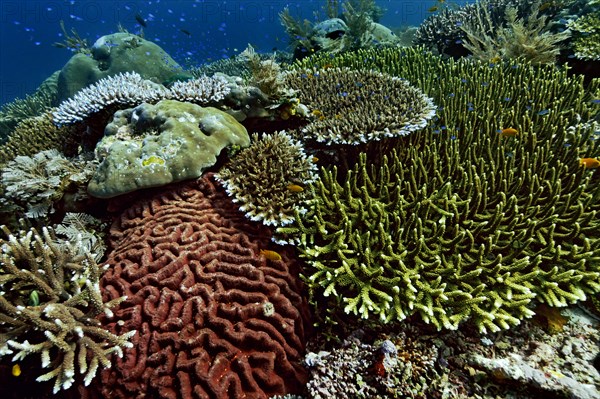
[98,174,310,399]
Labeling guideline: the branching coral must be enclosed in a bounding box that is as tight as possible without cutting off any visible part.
[460,2,569,65]
[1,150,95,219]
[216,131,318,227]
[284,67,436,145]
[567,11,600,61]
[0,226,134,393]
[284,46,600,333]
[0,111,80,168]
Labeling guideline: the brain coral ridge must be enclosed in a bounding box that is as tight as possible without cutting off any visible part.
[97,174,310,399]
[51,72,231,126]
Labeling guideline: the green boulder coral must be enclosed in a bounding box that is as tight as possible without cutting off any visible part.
[88,100,250,198]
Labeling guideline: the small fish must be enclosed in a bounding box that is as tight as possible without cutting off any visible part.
[179,29,191,37]
[312,156,319,163]
[580,158,600,169]
[427,6,438,12]
[287,184,304,193]
[28,290,39,306]
[537,109,550,116]
[135,13,147,27]
[322,63,334,69]
[260,249,282,261]
[500,127,518,137]
[12,364,21,377]
[489,55,502,64]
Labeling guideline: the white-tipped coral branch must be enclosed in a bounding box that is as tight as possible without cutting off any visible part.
[0,226,133,393]
[51,71,232,126]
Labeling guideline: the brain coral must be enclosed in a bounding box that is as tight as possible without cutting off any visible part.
[98,174,310,399]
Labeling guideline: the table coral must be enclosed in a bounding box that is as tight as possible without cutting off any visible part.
[98,175,310,399]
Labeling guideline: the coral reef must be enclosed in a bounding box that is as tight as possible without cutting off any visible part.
[88,100,249,198]
[0,72,59,141]
[216,131,318,227]
[0,226,134,393]
[305,329,439,398]
[285,46,600,333]
[413,0,551,58]
[1,150,95,219]
[0,111,80,168]
[567,11,600,61]
[460,2,569,65]
[98,175,310,398]
[284,67,436,144]
[51,72,230,126]
[280,1,397,59]
[56,32,190,101]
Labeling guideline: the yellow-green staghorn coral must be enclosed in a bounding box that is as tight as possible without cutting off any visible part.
[279,47,600,333]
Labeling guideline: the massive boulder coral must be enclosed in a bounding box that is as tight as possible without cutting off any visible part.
[87,100,250,198]
[98,175,310,398]
[57,32,190,101]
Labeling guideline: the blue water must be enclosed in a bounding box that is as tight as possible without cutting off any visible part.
[0,0,451,105]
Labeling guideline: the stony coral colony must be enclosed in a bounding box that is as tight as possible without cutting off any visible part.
[0,2,599,399]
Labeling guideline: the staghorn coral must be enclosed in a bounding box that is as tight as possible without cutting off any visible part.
[0,226,134,393]
[51,72,231,126]
[284,67,436,145]
[98,174,310,399]
[281,142,600,332]
[284,46,600,333]
[1,149,96,219]
[216,131,318,227]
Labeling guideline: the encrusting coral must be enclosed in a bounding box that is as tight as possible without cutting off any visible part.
[283,46,600,333]
[98,175,310,399]
[216,131,318,227]
[284,67,436,145]
[0,226,134,393]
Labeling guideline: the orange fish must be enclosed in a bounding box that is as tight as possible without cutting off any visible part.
[12,364,21,377]
[287,184,304,193]
[580,158,600,169]
[312,156,319,163]
[260,249,282,261]
[500,127,518,137]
